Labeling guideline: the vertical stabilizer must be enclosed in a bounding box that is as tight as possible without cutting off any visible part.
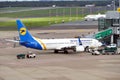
[16,20,34,42]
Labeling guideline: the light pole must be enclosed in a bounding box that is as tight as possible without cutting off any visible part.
[119,0,120,35]
[112,0,115,11]
[118,0,120,47]
[119,0,120,7]
[55,7,58,23]
[49,8,51,24]
[62,8,65,23]
[76,7,78,20]
[69,7,72,21]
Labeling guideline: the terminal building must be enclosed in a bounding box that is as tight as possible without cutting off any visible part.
[98,11,120,46]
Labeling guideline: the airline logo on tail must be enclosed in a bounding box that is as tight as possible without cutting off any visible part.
[20,28,26,35]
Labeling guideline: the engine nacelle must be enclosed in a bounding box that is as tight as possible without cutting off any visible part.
[75,46,84,52]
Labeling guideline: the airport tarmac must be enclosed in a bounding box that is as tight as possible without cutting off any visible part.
[0,28,120,80]
[0,47,120,80]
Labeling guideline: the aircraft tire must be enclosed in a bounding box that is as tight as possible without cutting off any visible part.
[54,50,58,53]
[64,50,68,54]
[85,46,89,52]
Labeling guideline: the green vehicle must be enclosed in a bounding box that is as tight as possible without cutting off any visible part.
[103,47,117,55]
[17,54,26,59]
[99,44,117,55]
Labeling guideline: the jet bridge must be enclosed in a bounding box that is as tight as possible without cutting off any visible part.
[98,11,120,46]
[94,28,112,40]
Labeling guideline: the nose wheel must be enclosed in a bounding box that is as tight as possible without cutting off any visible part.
[85,46,89,52]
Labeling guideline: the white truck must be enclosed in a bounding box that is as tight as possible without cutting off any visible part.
[27,53,36,58]
[89,48,100,55]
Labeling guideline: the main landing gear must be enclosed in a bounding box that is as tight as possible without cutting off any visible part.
[54,49,68,54]
[54,47,76,54]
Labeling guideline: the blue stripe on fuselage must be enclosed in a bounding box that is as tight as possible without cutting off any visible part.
[78,38,82,45]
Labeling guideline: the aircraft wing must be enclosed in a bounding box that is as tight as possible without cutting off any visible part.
[56,45,75,50]
[55,44,84,52]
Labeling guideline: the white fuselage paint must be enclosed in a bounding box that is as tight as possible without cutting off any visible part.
[38,38,102,50]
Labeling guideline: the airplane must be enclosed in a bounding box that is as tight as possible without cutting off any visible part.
[8,20,102,53]
[84,13,106,21]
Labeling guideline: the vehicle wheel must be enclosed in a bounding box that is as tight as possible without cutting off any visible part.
[102,53,105,55]
[54,50,58,53]
[27,55,29,58]
[112,53,114,55]
[92,53,94,55]
[107,53,109,55]
[73,48,76,52]
[17,57,20,59]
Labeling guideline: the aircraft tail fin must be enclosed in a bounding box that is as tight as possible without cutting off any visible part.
[16,20,34,42]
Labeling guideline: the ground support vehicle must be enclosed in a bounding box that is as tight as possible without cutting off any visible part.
[17,54,26,59]
[89,48,100,55]
[98,44,118,55]
[17,53,36,59]
[100,47,117,55]
[91,50,100,55]
[26,53,36,58]
[89,44,119,55]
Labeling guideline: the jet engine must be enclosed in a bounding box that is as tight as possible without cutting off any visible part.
[75,46,84,52]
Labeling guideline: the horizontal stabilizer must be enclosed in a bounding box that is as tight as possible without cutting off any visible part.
[5,39,19,43]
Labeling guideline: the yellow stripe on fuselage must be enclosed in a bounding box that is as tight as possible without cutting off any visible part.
[34,37,47,50]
